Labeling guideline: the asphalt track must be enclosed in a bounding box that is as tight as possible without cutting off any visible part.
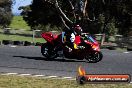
[0,45,132,79]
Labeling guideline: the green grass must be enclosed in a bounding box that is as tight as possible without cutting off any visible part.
[116,47,127,52]
[9,16,30,30]
[0,75,131,88]
[0,15,45,43]
[0,33,45,43]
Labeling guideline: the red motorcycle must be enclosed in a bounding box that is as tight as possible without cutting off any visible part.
[41,32,103,63]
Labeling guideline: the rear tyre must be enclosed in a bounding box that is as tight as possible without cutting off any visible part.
[85,51,103,63]
[41,43,57,59]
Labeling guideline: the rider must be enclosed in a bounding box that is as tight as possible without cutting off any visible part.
[61,14,83,52]
[62,24,83,52]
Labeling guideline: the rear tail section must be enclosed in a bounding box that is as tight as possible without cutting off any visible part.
[41,32,54,43]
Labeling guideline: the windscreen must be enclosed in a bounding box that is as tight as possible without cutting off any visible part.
[84,35,96,43]
[88,35,96,43]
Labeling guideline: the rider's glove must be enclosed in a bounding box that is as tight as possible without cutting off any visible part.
[65,46,72,52]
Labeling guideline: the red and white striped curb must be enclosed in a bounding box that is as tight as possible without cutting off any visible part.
[0,72,75,80]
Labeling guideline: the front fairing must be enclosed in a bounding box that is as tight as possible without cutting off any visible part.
[82,34,100,51]
[82,34,98,44]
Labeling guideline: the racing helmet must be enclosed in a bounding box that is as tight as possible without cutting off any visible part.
[74,25,82,35]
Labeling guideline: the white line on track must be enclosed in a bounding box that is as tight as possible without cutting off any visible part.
[19,74,32,76]
[10,45,17,48]
[1,73,18,75]
[123,52,130,53]
[42,76,59,78]
[6,73,18,75]
[63,77,73,79]
[34,75,45,77]
[0,72,75,80]
[48,76,58,78]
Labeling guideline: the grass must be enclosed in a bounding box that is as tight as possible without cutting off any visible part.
[0,75,132,88]
[116,47,127,52]
[0,33,45,43]
[9,16,30,30]
[0,16,45,43]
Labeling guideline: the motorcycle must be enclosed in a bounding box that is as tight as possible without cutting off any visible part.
[41,32,103,63]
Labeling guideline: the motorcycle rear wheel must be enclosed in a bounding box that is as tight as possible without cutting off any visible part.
[41,43,57,59]
[85,51,103,63]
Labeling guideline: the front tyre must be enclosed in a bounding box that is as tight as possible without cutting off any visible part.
[85,51,103,63]
[41,43,57,59]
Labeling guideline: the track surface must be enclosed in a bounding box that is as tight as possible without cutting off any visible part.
[0,45,132,78]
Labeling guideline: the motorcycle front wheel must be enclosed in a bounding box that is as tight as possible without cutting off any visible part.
[41,43,57,59]
[85,51,103,63]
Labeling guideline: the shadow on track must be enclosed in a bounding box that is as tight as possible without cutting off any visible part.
[13,56,85,62]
